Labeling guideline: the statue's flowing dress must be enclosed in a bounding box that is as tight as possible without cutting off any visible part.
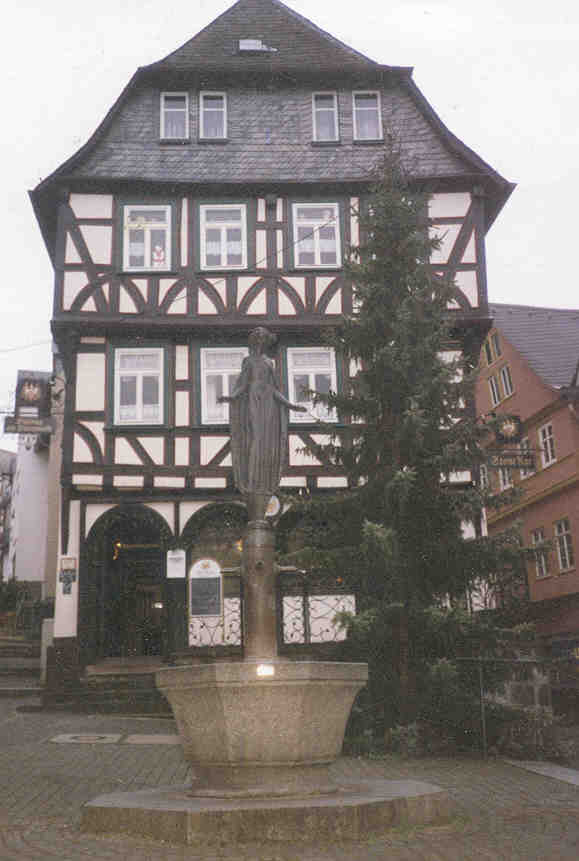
[230,355,288,496]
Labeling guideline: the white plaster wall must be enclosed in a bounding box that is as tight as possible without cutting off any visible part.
[11,439,49,584]
[428,192,471,219]
[80,225,112,265]
[76,353,105,411]
[69,193,112,219]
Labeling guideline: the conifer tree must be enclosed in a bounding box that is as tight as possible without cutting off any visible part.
[279,148,526,735]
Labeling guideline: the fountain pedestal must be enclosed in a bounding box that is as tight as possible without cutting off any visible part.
[155,659,368,797]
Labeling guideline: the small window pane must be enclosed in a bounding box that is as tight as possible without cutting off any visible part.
[315,374,331,394]
[206,208,241,223]
[293,375,310,403]
[120,352,160,371]
[128,230,145,268]
[120,376,137,406]
[142,376,159,406]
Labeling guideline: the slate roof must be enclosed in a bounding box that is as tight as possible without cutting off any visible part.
[148,0,386,76]
[490,303,579,389]
[30,0,514,262]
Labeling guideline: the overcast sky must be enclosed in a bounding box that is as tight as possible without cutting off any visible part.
[2,0,578,450]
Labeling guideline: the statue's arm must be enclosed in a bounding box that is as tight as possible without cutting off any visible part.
[273,388,307,412]
[218,359,250,403]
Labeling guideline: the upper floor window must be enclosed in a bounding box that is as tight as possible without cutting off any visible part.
[200,92,227,139]
[123,205,171,271]
[555,518,574,572]
[488,374,500,407]
[539,422,556,467]
[114,347,164,425]
[287,347,337,423]
[292,203,341,268]
[312,93,338,141]
[498,466,513,491]
[520,437,535,479]
[531,527,549,579]
[353,92,382,140]
[479,463,488,490]
[483,332,502,365]
[200,204,247,270]
[160,93,188,139]
[200,347,248,424]
[499,365,514,397]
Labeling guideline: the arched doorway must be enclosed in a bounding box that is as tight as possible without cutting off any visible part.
[80,505,173,664]
[177,503,247,652]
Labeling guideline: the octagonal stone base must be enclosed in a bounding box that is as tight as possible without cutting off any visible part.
[156,661,368,796]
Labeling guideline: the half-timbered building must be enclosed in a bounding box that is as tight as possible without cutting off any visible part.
[30,0,513,695]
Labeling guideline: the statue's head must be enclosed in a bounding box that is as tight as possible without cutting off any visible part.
[248,327,275,353]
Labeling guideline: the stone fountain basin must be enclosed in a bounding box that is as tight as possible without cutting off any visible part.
[156,661,367,791]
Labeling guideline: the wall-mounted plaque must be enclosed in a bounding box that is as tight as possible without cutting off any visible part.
[189,558,222,617]
[166,548,186,579]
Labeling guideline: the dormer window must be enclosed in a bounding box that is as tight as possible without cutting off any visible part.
[353,91,382,141]
[200,92,227,139]
[160,93,188,139]
[312,93,338,142]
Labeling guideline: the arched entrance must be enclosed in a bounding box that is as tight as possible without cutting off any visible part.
[80,505,172,664]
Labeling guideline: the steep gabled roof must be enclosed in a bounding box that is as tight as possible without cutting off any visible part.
[146,0,388,76]
[490,303,579,389]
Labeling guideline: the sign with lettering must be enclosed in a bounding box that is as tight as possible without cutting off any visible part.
[487,451,535,469]
[189,558,222,617]
[166,549,186,579]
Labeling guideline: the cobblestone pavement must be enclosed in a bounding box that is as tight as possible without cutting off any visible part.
[1,697,579,859]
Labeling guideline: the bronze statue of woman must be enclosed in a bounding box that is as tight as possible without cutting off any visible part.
[219,327,306,520]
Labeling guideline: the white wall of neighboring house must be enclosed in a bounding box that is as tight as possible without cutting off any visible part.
[9,436,49,597]
[0,450,15,581]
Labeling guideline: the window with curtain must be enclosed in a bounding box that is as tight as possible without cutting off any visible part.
[200,347,248,423]
[114,347,164,425]
[292,203,340,268]
[160,93,188,139]
[200,92,227,139]
[200,205,247,270]
[353,92,382,140]
[123,205,171,271]
[286,347,337,422]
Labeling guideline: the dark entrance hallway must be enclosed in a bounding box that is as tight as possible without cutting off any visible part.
[81,505,171,664]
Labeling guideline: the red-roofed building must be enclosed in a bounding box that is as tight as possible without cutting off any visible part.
[476,303,579,706]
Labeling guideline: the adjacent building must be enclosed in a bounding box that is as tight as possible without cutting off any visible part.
[29,0,513,690]
[476,303,579,704]
[0,449,16,583]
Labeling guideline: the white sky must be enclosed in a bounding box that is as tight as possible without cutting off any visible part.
[2,0,578,450]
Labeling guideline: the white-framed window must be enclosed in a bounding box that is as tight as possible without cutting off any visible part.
[488,374,501,406]
[555,518,574,572]
[114,347,164,425]
[123,205,171,271]
[490,332,502,358]
[200,347,248,424]
[499,365,513,397]
[483,340,493,366]
[479,464,488,490]
[498,466,513,490]
[160,92,188,139]
[312,92,338,141]
[520,437,535,479]
[531,527,549,579]
[292,203,341,268]
[353,91,382,140]
[200,92,227,139]
[539,422,556,467]
[199,204,247,270]
[287,347,337,422]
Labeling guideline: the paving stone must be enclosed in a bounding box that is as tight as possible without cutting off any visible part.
[1,695,579,859]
